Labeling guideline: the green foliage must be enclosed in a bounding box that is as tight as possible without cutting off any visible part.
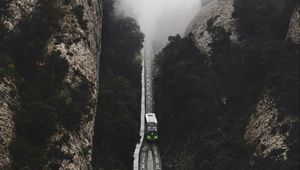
[230,0,299,114]
[72,5,88,30]
[155,35,253,169]
[0,0,10,35]
[0,1,15,77]
[155,35,212,134]
[155,1,299,169]
[92,0,144,169]
[0,0,8,14]
[13,75,94,168]
[45,51,69,88]
[0,52,16,78]
[13,60,67,168]
[233,0,298,39]
[93,73,141,170]
[62,76,95,131]
[10,0,65,79]
[0,0,84,168]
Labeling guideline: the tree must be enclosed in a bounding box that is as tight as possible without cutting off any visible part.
[92,0,144,169]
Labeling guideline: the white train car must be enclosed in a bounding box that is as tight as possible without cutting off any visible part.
[145,113,158,142]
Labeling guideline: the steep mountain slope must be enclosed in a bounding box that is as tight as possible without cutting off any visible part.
[287,4,300,44]
[0,0,37,168]
[43,0,102,169]
[245,95,299,163]
[0,78,19,169]
[155,0,299,169]
[0,0,102,169]
[186,0,299,164]
[185,0,237,54]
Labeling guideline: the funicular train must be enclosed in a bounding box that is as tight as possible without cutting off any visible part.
[145,113,158,142]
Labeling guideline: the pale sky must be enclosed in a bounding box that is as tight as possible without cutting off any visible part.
[116,0,201,53]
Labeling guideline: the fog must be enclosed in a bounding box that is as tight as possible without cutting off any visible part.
[116,0,201,54]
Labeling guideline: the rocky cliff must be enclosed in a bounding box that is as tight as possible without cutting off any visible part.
[245,95,299,162]
[287,4,300,44]
[0,0,102,169]
[44,0,102,169]
[0,78,19,169]
[184,0,299,167]
[0,0,37,168]
[186,0,238,54]
[2,0,38,32]
[187,0,300,53]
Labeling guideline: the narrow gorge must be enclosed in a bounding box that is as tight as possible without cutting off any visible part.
[0,0,299,170]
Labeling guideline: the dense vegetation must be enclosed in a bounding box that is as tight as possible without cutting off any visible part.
[155,0,299,169]
[92,0,144,169]
[1,0,95,168]
[1,0,143,168]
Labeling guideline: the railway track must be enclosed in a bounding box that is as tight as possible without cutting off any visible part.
[139,143,162,170]
[134,45,162,170]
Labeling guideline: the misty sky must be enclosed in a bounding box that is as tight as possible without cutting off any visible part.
[116,0,201,53]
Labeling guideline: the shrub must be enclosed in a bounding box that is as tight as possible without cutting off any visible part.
[72,5,88,30]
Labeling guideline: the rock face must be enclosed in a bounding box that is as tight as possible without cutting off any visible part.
[0,0,102,169]
[201,0,214,7]
[287,4,300,44]
[43,0,102,169]
[0,0,36,168]
[188,0,300,52]
[185,0,237,54]
[185,0,299,167]
[2,0,38,32]
[245,95,298,162]
[0,78,19,169]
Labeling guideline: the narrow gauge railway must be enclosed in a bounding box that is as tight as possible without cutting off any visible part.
[135,46,162,170]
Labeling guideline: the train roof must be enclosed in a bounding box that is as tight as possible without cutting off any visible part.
[145,113,157,123]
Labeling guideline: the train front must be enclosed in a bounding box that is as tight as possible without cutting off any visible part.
[145,113,158,142]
